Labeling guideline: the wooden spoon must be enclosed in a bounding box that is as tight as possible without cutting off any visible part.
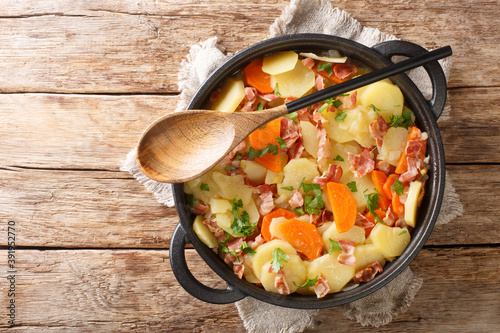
[137,46,451,183]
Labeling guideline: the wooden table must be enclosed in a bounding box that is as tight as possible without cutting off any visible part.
[1,0,499,331]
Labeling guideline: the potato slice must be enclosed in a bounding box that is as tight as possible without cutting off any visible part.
[322,224,366,252]
[209,198,231,214]
[307,253,355,293]
[215,212,236,236]
[404,181,423,227]
[184,170,220,204]
[260,255,307,294]
[277,158,320,201]
[211,172,252,204]
[251,239,297,280]
[193,215,218,249]
[369,223,411,259]
[262,51,299,75]
[240,160,267,184]
[273,59,316,98]
[300,121,320,157]
[378,127,410,166]
[358,81,404,122]
[354,244,386,272]
[209,78,245,112]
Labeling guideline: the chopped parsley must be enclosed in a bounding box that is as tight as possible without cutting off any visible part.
[220,245,240,262]
[334,155,344,162]
[391,178,405,196]
[285,111,298,121]
[234,152,243,161]
[389,110,413,129]
[259,123,267,130]
[276,137,288,149]
[335,111,347,122]
[364,190,383,224]
[281,186,294,191]
[368,104,382,115]
[274,83,281,96]
[298,178,325,215]
[199,183,210,192]
[328,238,343,254]
[398,230,408,236]
[295,276,319,288]
[317,62,333,76]
[295,207,305,215]
[247,144,280,160]
[225,164,236,171]
[187,194,199,209]
[239,241,256,256]
[230,198,256,237]
[256,102,264,111]
[318,103,329,113]
[347,181,358,192]
[271,248,289,273]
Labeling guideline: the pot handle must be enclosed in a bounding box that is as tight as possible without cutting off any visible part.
[170,223,246,304]
[372,40,448,119]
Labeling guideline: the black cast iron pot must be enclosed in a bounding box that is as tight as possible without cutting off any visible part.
[170,34,447,309]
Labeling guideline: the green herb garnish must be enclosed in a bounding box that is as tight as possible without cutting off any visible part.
[271,248,289,273]
[328,238,343,254]
[274,83,281,96]
[281,186,294,191]
[256,102,264,111]
[317,62,333,76]
[200,183,210,192]
[239,241,256,256]
[295,276,319,288]
[285,111,298,121]
[276,137,288,149]
[347,181,358,192]
[335,111,347,122]
[187,194,199,209]
[389,110,413,129]
[334,155,344,162]
[230,198,256,237]
[391,178,405,196]
[398,230,408,236]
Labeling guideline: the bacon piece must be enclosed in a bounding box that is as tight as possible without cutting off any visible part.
[288,190,304,209]
[400,140,426,183]
[315,73,325,91]
[302,57,315,69]
[227,237,244,253]
[395,217,408,229]
[337,240,356,266]
[353,261,383,283]
[240,87,258,112]
[258,92,279,102]
[287,137,305,159]
[233,264,245,279]
[355,212,375,229]
[338,90,357,110]
[192,200,208,215]
[202,217,225,242]
[313,164,343,187]
[274,270,290,295]
[259,190,275,216]
[348,148,375,178]
[383,205,398,227]
[369,116,388,149]
[312,107,327,124]
[316,125,331,168]
[313,273,330,298]
[252,184,277,195]
[334,62,357,80]
[280,117,301,148]
[248,234,265,249]
[220,141,246,167]
[377,160,391,175]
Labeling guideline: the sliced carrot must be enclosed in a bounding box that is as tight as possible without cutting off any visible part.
[395,126,427,174]
[261,208,297,242]
[279,219,324,261]
[383,174,399,200]
[364,209,386,237]
[392,194,405,215]
[325,182,357,233]
[248,117,282,172]
[243,58,274,94]
[371,170,390,210]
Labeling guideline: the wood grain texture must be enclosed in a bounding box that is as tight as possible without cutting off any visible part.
[0,247,498,331]
[0,164,498,248]
[0,0,497,93]
[1,88,499,172]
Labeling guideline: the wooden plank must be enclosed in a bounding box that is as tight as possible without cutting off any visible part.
[1,88,499,172]
[0,247,498,331]
[0,164,498,248]
[0,0,497,93]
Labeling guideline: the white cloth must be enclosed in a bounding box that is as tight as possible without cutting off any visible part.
[121,0,464,330]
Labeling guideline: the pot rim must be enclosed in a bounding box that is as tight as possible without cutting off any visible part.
[172,34,446,309]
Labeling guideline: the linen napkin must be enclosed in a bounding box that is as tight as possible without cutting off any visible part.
[122,0,464,330]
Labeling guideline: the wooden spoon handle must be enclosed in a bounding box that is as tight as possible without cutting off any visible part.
[285,45,452,112]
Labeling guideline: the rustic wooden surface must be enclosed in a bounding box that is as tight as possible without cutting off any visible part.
[1,0,499,331]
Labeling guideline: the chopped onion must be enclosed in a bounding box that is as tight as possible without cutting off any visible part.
[341,283,360,292]
[299,52,347,63]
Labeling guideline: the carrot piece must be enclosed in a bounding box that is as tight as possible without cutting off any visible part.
[325,182,357,233]
[279,219,324,261]
[395,126,427,174]
[248,117,282,172]
[261,208,297,242]
[364,209,386,237]
[383,174,399,200]
[243,59,274,94]
[392,194,405,215]
[371,170,390,210]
